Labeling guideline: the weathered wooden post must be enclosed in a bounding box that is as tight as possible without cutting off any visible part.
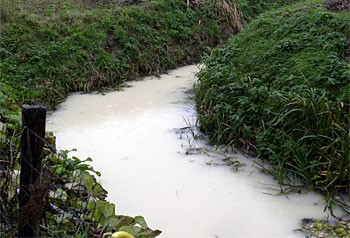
[18,105,46,237]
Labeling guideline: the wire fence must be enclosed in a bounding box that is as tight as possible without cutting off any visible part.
[0,107,111,237]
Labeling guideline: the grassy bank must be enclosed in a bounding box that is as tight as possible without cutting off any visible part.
[2,0,346,236]
[0,0,305,110]
[0,0,233,109]
[0,1,246,236]
[196,0,350,214]
[1,0,305,236]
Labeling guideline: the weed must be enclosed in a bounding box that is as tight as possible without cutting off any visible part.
[0,0,246,109]
[196,0,350,214]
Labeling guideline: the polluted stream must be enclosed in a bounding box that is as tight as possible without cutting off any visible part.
[47,65,333,238]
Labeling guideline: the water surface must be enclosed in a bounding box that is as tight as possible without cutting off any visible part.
[47,65,331,238]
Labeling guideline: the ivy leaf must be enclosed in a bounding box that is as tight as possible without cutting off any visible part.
[80,170,94,191]
[80,170,107,199]
[135,216,149,229]
[137,229,162,238]
[92,182,108,200]
[49,188,68,201]
[119,226,138,236]
[88,200,115,226]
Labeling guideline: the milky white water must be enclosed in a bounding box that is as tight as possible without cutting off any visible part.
[47,65,333,238]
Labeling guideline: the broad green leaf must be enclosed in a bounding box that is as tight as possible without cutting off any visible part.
[64,181,84,192]
[49,188,68,201]
[88,200,116,226]
[119,226,138,236]
[53,165,65,175]
[135,216,149,229]
[107,215,136,230]
[92,182,108,200]
[80,170,95,191]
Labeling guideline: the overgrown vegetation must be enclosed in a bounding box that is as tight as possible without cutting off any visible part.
[0,0,251,237]
[2,0,348,236]
[0,0,304,109]
[0,0,234,109]
[0,120,161,237]
[196,0,350,215]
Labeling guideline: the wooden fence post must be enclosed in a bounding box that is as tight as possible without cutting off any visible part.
[18,105,46,237]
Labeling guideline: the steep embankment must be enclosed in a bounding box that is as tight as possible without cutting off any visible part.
[0,0,239,109]
[0,0,305,110]
[196,0,350,213]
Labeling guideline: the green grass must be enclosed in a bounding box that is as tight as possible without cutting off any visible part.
[2,0,346,236]
[2,0,306,236]
[0,0,226,108]
[0,0,305,109]
[196,0,350,215]
[0,1,247,237]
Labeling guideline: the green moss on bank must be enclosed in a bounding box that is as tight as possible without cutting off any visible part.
[196,0,349,213]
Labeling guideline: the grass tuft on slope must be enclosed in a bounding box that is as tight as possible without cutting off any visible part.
[196,0,350,214]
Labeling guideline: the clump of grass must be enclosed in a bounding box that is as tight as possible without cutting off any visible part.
[238,0,306,20]
[196,0,350,214]
[0,0,17,23]
[197,0,244,31]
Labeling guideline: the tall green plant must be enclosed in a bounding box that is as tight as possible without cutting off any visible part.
[196,0,350,214]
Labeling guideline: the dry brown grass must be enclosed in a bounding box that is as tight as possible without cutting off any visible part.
[191,0,243,31]
[219,0,243,30]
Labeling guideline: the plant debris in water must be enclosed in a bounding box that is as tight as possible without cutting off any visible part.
[298,219,350,238]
